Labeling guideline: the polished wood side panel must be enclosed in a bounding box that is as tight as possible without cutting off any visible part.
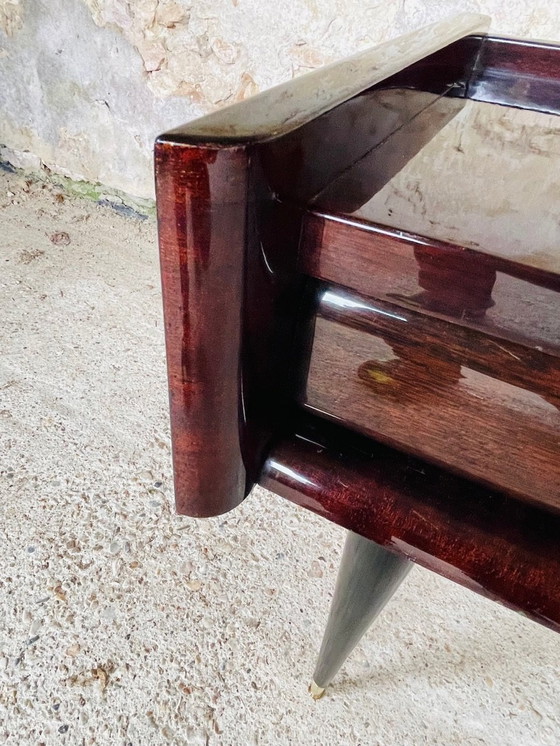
[156,143,248,516]
[374,36,560,115]
[303,95,467,212]
[299,213,560,356]
[469,36,560,114]
[262,91,465,209]
[371,35,480,97]
[156,140,304,516]
[272,37,560,212]
[157,22,560,519]
[155,17,489,516]
[317,286,560,405]
[260,417,560,632]
[301,284,560,511]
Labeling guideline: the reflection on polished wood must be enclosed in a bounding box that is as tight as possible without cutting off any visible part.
[260,415,560,633]
[299,212,560,355]
[163,14,488,143]
[301,285,560,511]
[468,36,560,114]
[347,100,560,274]
[264,90,465,208]
[156,140,303,516]
[156,15,488,517]
[156,14,560,653]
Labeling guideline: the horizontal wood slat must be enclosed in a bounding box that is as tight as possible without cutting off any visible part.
[260,415,560,632]
[299,213,560,356]
[300,284,560,512]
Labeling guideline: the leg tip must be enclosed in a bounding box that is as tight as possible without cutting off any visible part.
[308,681,326,700]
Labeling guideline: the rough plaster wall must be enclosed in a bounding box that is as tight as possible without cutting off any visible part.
[1,0,560,199]
[0,0,196,199]
[0,0,23,36]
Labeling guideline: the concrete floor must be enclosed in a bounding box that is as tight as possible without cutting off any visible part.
[0,169,558,745]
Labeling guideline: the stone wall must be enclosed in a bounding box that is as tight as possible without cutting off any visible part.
[1,0,559,199]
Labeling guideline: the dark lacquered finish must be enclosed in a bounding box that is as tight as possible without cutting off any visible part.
[300,213,560,355]
[312,532,411,692]
[156,16,488,516]
[262,90,465,209]
[156,16,560,635]
[156,144,248,516]
[469,36,560,114]
[301,284,560,511]
[369,35,560,116]
[260,417,560,632]
[156,141,303,516]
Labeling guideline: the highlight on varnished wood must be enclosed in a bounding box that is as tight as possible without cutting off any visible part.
[155,143,248,516]
[300,283,560,512]
[155,140,304,516]
[299,212,560,355]
[344,102,560,274]
[156,19,560,519]
[155,14,489,517]
[163,14,488,144]
[469,36,560,114]
[260,416,560,633]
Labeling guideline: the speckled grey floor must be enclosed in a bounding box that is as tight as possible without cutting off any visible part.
[0,170,559,745]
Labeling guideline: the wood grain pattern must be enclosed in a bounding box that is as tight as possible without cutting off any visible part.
[260,415,560,633]
[156,23,560,637]
[155,17,487,516]
[299,213,560,356]
[301,285,560,511]
[344,101,560,276]
[155,143,248,516]
[156,140,304,516]
[156,24,560,527]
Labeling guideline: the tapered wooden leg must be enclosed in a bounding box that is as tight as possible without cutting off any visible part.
[311,531,412,697]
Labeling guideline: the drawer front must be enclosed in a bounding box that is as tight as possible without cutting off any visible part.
[300,285,560,511]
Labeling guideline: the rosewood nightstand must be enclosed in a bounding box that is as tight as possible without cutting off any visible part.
[155,13,560,696]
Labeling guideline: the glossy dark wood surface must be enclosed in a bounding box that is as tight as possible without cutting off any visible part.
[156,17,488,516]
[301,284,560,511]
[331,99,560,279]
[300,213,560,356]
[156,143,247,516]
[262,90,464,209]
[469,36,560,114]
[156,141,303,516]
[260,416,560,632]
[371,35,560,115]
[156,19,560,637]
[266,37,560,211]
[157,22,560,525]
